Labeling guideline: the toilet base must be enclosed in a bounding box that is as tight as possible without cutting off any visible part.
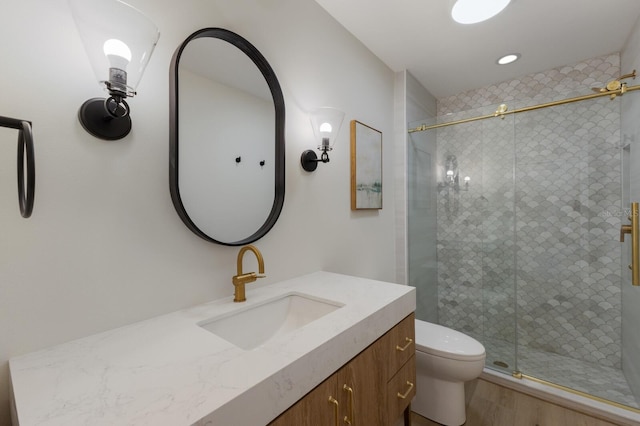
[413,375,466,426]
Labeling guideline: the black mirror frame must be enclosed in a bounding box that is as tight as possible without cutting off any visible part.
[0,116,35,218]
[169,28,285,246]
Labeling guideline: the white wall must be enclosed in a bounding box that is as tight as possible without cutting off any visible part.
[0,1,397,424]
[621,12,640,404]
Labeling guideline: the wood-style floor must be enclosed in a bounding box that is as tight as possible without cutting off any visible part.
[408,379,622,426]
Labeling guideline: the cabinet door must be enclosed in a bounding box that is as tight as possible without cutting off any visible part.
[269,375,339,426]
[387,313,415,375]
[337,337,388,426]
[387,355,416,424]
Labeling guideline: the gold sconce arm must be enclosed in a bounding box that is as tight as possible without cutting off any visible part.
[620,202,639,286]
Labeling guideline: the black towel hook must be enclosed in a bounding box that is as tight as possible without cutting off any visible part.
[0,116,35,218]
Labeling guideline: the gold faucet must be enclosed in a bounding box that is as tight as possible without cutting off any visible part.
[232,245,266,302]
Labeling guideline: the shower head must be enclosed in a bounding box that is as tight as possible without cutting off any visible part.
[591,70,636,94]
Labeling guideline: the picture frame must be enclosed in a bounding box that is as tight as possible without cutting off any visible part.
[350,120,382,210]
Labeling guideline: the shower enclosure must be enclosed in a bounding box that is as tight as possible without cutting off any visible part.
[407,60,640,409]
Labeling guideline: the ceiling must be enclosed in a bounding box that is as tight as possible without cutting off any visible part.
[313,0,640,98]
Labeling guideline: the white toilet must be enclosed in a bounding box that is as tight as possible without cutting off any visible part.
[413,319,486,426]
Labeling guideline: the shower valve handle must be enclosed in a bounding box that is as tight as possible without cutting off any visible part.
[620,202,640,286]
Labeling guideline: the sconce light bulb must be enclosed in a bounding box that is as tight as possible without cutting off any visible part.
[464,176,471,182]
[103,38,132,96]
[103,38,132,69]
[446,170,454,176]
[319,122,333,133]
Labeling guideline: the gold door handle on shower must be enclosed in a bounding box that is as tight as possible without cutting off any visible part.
[620,202,639,286]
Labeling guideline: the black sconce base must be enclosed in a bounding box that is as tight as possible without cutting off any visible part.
[78,98,131,141]
[301,149,319,172]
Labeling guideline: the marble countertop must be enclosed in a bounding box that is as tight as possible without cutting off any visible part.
[9,272,415,425]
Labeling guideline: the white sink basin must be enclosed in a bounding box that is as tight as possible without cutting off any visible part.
[198,293,343,350]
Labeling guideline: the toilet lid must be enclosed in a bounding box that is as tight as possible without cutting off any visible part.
[415,320,486,361]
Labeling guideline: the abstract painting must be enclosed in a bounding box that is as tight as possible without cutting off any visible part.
[350,120,382,210]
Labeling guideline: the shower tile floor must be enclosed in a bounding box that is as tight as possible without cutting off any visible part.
[482,337,639,408]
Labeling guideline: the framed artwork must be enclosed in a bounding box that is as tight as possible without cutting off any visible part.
[350,120,382,210]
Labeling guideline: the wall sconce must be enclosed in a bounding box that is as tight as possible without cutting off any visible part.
[300,107,345,172]
[439,154,459,191]
[68,0,160,140]
[438,154,470,192]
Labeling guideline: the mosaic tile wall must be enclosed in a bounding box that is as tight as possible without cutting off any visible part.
[435,54,623,368]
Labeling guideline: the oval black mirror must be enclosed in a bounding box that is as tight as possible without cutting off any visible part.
[170,28,285,246]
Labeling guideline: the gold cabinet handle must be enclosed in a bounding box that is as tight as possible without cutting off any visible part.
[397,381,414,399]
[329,396,339,426]
[396,337,413,352]
[620,202,639,286]
[343,384,354,425]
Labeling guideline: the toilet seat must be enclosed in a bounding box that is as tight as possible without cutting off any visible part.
[415,320,485,361]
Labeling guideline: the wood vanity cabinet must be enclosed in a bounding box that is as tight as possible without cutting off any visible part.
[269,313,416,426]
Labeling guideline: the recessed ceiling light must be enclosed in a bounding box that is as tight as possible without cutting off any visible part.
[451,0,511,24]
[497,53,521,65]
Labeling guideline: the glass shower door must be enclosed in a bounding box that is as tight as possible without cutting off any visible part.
[621,83,640,408]
[479,112,518,374]
[407,109,518,375]
[510,97,635,406]
[408,91,640,408]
